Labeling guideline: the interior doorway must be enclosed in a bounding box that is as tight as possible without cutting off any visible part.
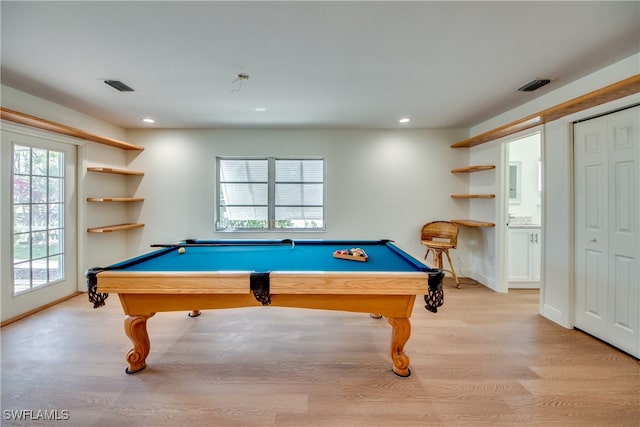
[505,132,542,289]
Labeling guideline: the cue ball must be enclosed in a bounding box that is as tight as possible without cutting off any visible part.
[178,247,186,254]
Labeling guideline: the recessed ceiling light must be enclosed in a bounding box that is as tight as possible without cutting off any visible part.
[399,117,411,124]
[141,118,155,124]
[254,107,267,112]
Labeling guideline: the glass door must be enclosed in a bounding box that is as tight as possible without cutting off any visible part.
[1,130,77,322]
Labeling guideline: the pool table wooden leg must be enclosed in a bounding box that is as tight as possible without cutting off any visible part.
[387,317,411,377]
[124,313,155,374]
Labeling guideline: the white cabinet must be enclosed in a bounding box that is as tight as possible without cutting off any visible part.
[508,227,541,287]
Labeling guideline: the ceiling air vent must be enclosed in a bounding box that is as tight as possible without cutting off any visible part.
[518,79,550,92]
[104,80,134,92]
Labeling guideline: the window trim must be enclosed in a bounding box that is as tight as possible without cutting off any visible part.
[11,143,67,295]
[216,156,326,232]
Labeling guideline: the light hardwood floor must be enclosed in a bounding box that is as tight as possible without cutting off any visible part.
[1,280,638,427]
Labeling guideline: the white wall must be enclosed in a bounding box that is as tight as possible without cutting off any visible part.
[540,120,573,326]
[464,52,640,323]
[125,128,470,262]
[1,85,127,141]
[1,84,131,286]
[470,54,640,137]
[466,140,503,290]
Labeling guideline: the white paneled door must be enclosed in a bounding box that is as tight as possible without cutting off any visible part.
[574,106,639,358]
[1,130,77,322]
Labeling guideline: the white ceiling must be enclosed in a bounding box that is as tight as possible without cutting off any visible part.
[1,1,639,129]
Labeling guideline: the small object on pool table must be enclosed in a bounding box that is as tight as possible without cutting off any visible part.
[333,248,368,262]
[178,247,186,254]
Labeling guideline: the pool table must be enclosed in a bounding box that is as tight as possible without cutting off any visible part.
[87,239,443,377]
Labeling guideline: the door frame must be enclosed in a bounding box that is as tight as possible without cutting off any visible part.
[505,131,542,289]
[1,121,86,323]
[495,127,544,294]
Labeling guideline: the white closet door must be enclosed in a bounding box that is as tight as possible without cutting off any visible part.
[574,116,609,338]
[574,106,639,358]
[606,107,639,355]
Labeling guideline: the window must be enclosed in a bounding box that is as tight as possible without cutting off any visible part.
[217,158,325,231]
[12,144,65,294]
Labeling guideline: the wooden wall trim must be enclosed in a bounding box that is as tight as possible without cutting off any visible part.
[452,74,640,148]
[0,107,143,151]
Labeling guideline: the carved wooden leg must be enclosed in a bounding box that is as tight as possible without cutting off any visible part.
[435,250,444,269]
[386,317,411,377]
[444,250,460,288]
[124,314,155,374]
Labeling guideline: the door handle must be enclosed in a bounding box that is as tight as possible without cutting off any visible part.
[590,238,597,243]
[534,233,538,243]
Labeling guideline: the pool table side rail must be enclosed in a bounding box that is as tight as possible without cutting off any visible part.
[386,240,438,272]
[271,271,428,295]
[97,271,429,295]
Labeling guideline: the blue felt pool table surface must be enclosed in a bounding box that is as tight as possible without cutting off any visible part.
[109,239,432,274]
